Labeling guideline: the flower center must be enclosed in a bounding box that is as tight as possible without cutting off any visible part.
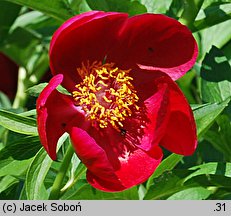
[72,61,139,131]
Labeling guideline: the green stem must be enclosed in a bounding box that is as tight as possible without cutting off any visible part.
[179,0,204,30]
[60,163,87,196]
[12,57,49,109]
[13,67,28,108]
[49,144,74,200]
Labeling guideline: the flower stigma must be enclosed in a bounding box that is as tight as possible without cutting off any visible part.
[72,61,139,131]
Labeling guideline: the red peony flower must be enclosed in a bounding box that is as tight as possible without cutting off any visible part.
[0,52,18,99]
[37,11,198,192]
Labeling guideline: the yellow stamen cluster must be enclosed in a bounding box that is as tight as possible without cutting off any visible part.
[72,61,139,130]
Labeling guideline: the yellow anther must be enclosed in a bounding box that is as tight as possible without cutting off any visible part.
[99,106,105,118]
[95,86,102,91]
[103,96,112,103]
[118,121,124,128]
[98,74,108,80]
[97,80,108,87]
[72,61,139,130]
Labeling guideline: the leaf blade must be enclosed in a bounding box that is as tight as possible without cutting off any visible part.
[3,0,75,21]
[0,109,38,135]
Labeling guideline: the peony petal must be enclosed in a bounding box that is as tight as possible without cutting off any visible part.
[120,69,196,155]
[50,11,128,92]
[122,75,171,152]
[140,83,170,150]
[108,14,198,80]
[36,74,84,160]
[88,146,162,192]
[159,76,197,155]
[70,126,162,192]
[70,127,126,191]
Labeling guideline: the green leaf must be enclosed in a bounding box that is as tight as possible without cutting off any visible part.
[19,184,28,200]
[1,26,44,69]
[167,0,185,19]
[138,184,146,200]
[198,20,231,60]
[127,1,147,16]
[86,0,147,15]
[202,0,231,8]
[201,46,231,103]
[0,25,50,82]
[3,0,75,21]
[0,183,20,199]
[178,0,204,30]
[195,139,225,163]
[0,175,18,194]
[193,99,230,137]
[208,175,231,188]
[223,40,231,64]
[209,188,231,200]
[0,11,59,89]
[194,3,231,31]
[61,183,139,200]
[86,0,109,11]
[184,162,231,182]
[11,10,60,36]
[144,170,193,200]
[167,187,211,200]
[177,70,197,104]
[144,163,231,200]
[204,130,230,159]
[204,115,231,160]
[0,11,56,91]
[0,157,32,177]
[25,148,52,200]
[0,135,41,160]
[0,109,38,135]
[191,103,208,110]
[26,83,48,97]
[146,154,183,189]
[0,1,21,44]
[19,109,36,117]
[69,0,91,14]
[25,133,68,200]
[0,92,12,109]
[179,163,231,194]
[7,11,59,77]
[27,82,70,97]
[141,0,172,14]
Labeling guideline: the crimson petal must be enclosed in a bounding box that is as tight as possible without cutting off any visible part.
[108,14,198,80]
[36,74,83,160]
[50,11,128,92]
[122,73,171,152]
[159,76,197,155]
[88,146,162,192]
[70,127,126,191]
[70,127,162,192]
